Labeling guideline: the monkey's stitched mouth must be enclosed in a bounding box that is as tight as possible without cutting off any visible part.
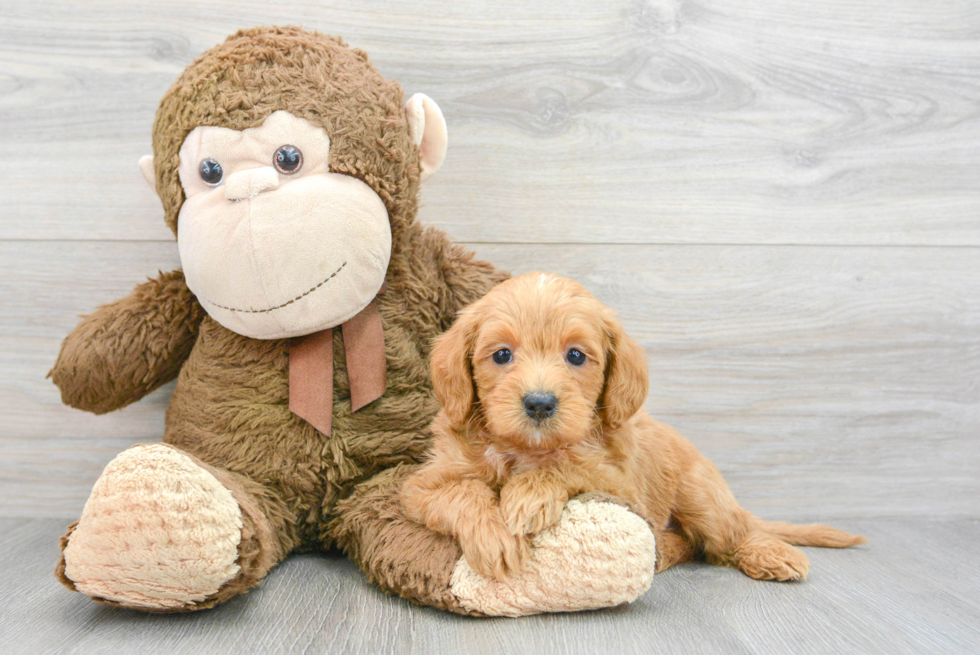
[199,261,347,314]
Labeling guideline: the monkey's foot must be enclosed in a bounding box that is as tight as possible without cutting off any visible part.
[58,444,246,611]
[449,498,657,617]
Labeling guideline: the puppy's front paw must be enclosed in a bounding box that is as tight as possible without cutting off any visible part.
[459,519,530,581]
[501,486,566,536]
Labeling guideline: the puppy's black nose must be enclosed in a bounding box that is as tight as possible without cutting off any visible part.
[523,392,558,421]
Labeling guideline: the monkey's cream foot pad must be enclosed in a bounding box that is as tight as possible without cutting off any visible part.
[62,444,244,610]
[449,499,657,617]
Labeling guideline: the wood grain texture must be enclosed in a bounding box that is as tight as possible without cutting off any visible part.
[2,241,977,520]
[1,0,978,244]
[1,518,978,654]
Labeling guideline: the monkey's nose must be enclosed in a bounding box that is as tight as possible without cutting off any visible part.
[224,166,280,201]
[523,391,558,421]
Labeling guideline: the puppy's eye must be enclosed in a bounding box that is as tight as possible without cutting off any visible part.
[492,348,513,365]
[273,145,303,174]
[566,348,586,366]
[199,158,223,186]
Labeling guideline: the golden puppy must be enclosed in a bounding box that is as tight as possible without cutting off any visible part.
[402,272,865,581]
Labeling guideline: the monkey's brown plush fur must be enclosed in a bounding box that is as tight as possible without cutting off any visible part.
[50,27,509,613]
[52,27,661,616]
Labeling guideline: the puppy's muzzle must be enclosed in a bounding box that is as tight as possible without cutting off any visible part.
[523,391,558,422]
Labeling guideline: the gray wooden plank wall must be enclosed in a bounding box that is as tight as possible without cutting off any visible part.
[1,0,978,526]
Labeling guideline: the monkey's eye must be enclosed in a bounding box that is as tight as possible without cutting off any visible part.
[199,158,223,186]
[566,349,586,366]
[492,348,513,365]
[273,145,303,174]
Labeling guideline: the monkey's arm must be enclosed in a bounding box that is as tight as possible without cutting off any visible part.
[438,240,509,324]
[403,225,509,330]
[49,269,205,414]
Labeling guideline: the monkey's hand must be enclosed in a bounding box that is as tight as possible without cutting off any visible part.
[49,269,204,414]
[500,471,571,537]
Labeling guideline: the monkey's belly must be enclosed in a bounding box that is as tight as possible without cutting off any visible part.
[162,318,438,535]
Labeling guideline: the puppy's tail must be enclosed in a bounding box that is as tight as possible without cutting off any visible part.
[753,518,867,548]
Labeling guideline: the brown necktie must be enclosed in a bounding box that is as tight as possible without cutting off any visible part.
[288,293,387,436]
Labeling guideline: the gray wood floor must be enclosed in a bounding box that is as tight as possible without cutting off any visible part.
[2,518,977,655]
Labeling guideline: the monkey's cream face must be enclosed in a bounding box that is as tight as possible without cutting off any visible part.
[174,111,391,339]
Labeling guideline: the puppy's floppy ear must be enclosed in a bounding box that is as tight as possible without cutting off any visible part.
[430,306,480,427]
[601,311,649,429]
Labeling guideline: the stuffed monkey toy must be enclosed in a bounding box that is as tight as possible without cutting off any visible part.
[50,26,657,617]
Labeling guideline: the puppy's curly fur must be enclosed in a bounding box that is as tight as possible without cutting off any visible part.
[402,273,865,581]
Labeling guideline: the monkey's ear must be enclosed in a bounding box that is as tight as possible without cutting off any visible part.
[138,155,157,195]
[405,93,447,182]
